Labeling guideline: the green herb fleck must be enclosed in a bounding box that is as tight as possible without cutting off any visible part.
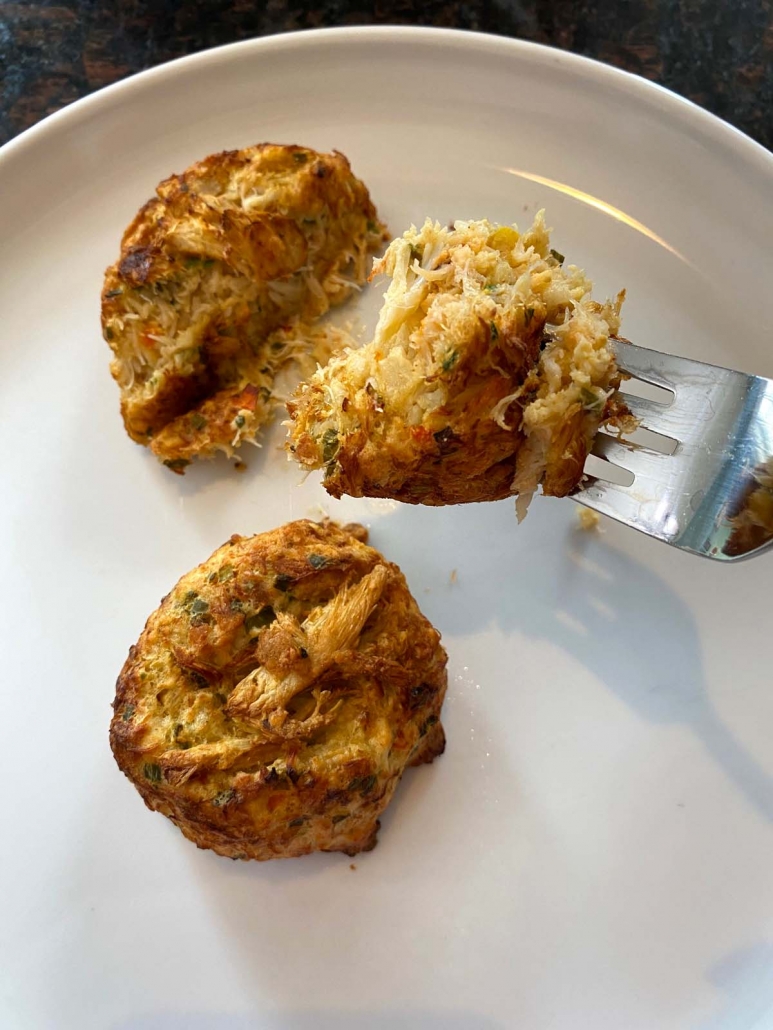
[321,428,339,464]
[245,606,277,633]
[367,219,379,233]
[218,564,235,582]
[233,414,246,429]
[441,350,458,373]
[288,817,306,827]
[190,412,207,431]
[121,703,135,723]
[293,151,308,164]
[524,307,535,327]
[212,789,236,807]
[410,245,422,262]
[420,714,439,736]
[348,773,377,795]
[190,598,209,616]
[185,256,215,269]
[484,283,498,293]
[550,248,565,265]
[229,598,244,612]
[580,386,604,414]
[105,288,123,299]
[105,326,114,341]
[143,763,162,783]
[490,321,499,341]
[308,553,327,569]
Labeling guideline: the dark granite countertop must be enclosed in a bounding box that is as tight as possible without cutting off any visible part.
[1,0,772,150]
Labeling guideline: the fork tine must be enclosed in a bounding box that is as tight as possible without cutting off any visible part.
[592,434,672,477]
[620,394,686,439]
[620,394,673,423]
[613,340,677,389]
[575,478,649,522]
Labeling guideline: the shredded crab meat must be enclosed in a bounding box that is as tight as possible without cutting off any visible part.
[226,565,388,738]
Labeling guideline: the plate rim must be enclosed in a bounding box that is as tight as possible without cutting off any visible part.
[2,25,772,179]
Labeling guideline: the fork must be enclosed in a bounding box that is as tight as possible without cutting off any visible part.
[574,341,773,562]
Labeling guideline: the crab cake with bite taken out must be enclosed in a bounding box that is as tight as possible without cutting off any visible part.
[110,520,447,861]
[102,144,386,472]
[288,213,634,517]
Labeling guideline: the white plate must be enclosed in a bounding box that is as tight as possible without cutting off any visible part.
[3,27,773,1030]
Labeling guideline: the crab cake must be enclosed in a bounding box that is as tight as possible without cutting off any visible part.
[102,144,386,472]
[288,213,634,516]
[110,520,447,861]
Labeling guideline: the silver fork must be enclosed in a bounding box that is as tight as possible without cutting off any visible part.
[574,341,773,562]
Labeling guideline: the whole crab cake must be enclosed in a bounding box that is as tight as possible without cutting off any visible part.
[102,144,386,472]
[288,213,634,517]
[110,520,447,861]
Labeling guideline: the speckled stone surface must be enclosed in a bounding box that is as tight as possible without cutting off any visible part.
[1,0,772,149]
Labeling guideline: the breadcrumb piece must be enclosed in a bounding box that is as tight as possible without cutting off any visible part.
[577,508,601,531]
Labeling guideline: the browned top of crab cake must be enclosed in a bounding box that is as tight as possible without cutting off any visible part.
[110,520,447,861]
[102,144,386,471]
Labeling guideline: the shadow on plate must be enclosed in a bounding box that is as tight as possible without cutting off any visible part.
[377,496,773,826]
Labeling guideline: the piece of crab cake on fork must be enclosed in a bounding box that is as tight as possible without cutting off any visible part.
[288,213,634,516]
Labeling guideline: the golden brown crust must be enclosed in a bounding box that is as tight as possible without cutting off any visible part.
[102,144,386,470]
[109,520,447,860]
[303,371,531,506]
